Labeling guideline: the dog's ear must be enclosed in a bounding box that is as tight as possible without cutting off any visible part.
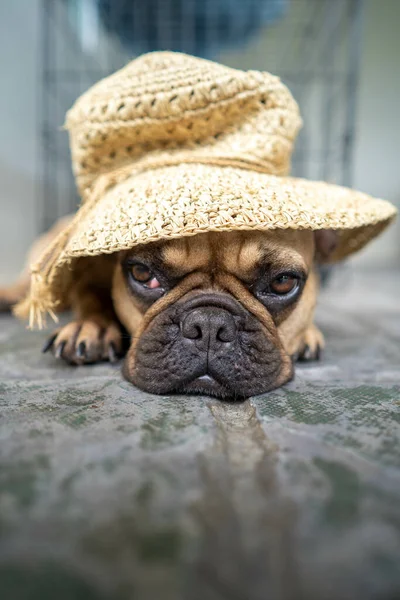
[314,229,338,262]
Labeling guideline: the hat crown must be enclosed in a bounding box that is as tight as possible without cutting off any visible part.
[66,52,302,198]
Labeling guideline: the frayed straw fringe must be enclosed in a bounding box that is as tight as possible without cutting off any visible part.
[13,272,59,330]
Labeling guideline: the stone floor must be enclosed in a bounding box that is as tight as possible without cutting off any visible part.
[0,268,399,600]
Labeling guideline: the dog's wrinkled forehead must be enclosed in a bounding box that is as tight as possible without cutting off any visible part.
[159,230,315,277]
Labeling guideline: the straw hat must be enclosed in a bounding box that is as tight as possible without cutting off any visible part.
[17,52,396,327]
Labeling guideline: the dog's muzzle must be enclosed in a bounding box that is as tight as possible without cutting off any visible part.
[125,292,291,399]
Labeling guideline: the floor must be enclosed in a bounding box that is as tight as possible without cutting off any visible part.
[0,268,399,600]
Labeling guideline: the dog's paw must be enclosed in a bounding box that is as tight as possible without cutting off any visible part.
[42,319,124,365]
[295,324,325,362]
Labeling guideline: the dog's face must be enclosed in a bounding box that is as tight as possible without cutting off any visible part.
[112,230,320,399]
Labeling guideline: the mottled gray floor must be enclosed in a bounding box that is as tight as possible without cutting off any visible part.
[0,268,399,600]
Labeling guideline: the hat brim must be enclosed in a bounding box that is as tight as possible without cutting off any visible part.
[65,163,396,263]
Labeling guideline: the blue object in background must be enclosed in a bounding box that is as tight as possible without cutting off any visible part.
[96,0,288,58]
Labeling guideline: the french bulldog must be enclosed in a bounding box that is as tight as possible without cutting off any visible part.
[1,219,337,399]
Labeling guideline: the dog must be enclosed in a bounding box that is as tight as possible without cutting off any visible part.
[0,219,337,399]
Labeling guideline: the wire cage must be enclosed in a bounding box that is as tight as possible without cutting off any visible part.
[39,0,364,232]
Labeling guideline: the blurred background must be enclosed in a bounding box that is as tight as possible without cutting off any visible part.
[0,0,399,284]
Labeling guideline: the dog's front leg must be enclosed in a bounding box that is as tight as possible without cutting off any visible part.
[43,267,125,365]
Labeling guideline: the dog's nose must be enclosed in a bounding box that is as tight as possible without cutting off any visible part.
[181,307,237,348]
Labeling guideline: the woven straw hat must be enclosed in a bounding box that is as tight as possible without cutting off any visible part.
[17,52,396,327]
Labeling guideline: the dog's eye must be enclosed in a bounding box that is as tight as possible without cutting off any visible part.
[252,269,305,315]
[270,274,298,295]
[131,263,152,282]
[130,263,160,288]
